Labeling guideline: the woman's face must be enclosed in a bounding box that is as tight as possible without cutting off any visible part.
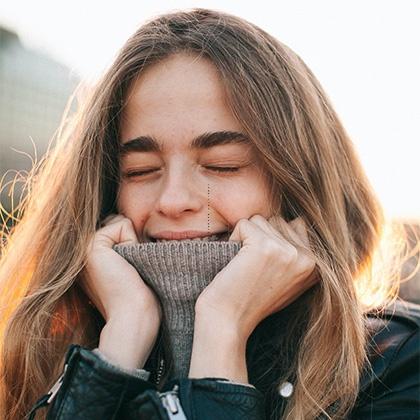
[117,53,272,242]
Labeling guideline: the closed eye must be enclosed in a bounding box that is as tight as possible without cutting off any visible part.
[124,169,160,177]
[123,166,241,178]
[204,166,240,173]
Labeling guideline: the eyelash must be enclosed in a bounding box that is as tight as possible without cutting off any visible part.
[124,166,240,178]
[205,166,240,173]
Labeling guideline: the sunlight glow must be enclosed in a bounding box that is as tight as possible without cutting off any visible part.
[1,0,419,220]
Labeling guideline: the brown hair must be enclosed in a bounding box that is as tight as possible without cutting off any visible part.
[0,8,407,419]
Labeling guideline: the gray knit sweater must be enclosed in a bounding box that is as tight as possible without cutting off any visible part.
[95,240,241,380]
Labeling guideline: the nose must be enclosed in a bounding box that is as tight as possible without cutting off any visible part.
[155,164,203,218]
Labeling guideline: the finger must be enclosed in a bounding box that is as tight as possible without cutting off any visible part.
[97,217,139,246]
[268,215,303,246]
[100,214,125,227]
[288,217,311,248]
[249,214,287,242]
[228,218,266,243]
[118,218,139,244]
[230,214,297,247]
[287,218,317,277]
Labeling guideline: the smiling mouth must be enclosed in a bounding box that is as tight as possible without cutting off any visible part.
[149,231,231,243]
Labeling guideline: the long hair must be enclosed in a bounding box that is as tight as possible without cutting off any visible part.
[0,8,408,419]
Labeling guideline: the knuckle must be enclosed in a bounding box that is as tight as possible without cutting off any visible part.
[249,214,265,222]
[278,245,298,265]
[122,217,134,227]
[260,240,284,260]
[235,218,250,231]
[100,214,123,227]
[304,258,317,275]
[297,254,316,276]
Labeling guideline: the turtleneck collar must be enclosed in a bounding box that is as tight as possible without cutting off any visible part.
[113,240,241,379]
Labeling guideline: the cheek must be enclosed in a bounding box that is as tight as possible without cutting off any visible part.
[209,178,272,225]
[117,184,153,233]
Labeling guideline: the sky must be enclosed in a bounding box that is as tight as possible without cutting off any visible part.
[1,0,419,220]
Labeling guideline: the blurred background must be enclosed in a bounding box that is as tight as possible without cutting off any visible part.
[0,0,419,302]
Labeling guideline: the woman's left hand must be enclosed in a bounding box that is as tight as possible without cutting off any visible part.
[195,214,318,342]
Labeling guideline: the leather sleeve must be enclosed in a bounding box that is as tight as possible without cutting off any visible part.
[350,311,420,419]
[45,345,157,419]
[180,378,265,419]
[39,344,265,420]
[127,377,266,419]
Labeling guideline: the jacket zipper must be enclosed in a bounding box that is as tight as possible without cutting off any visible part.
[155,348,165,385]
[46,352,164,403]
[158,384,188,419]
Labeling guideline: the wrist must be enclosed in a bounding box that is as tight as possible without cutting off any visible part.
[92,348,151,381]
[106,296,161,324]
[188,315,249,383]
[99,313,160,370]
[194,303,251,343]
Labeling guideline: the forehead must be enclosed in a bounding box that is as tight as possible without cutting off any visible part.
[126,54,224,109]
[119,53,244,149]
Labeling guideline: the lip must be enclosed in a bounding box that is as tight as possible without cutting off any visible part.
[149,230,226,241]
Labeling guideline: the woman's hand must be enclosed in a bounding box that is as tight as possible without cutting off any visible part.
[189,214,317,381]
[195,214,318,342]
[79,214,162,369]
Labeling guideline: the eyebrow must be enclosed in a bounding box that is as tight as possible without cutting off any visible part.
[119,131,251,157]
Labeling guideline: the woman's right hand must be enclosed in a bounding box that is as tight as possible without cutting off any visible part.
[80,213,162,369]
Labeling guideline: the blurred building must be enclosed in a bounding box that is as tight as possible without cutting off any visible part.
[0,25,79,214]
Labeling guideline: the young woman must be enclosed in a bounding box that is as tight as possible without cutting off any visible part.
[1,8,419,420]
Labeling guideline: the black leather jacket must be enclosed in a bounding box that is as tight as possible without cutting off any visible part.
[28,300,420,419]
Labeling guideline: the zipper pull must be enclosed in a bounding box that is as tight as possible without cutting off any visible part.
[46,363,68,404]
[159,384,188,419]
[27,363,69,419]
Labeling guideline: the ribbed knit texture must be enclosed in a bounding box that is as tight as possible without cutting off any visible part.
[112,240,241,379]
